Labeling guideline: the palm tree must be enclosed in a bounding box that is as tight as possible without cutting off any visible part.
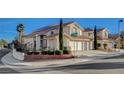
[59,18,64,51]
[94,26,97,50]
[16,24,25,52]
[16,24,25,44]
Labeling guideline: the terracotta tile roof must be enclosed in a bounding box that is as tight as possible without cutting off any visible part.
[46,33,58,38]
[97,36,109,40]
[84,28,106,32]
[84,28,94,32]
[108,35,119,40]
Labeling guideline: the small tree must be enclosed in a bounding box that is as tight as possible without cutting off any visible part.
[0,39,8,48]
[94,26,98,50]
[120,34,124,49]
[59,18,64,51]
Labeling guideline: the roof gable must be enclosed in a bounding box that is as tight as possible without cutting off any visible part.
[24,22,79,37]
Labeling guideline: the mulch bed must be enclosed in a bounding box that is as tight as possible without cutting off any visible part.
[24,54,73,62]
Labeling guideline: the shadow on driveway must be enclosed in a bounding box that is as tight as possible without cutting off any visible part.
[102,54,124,59]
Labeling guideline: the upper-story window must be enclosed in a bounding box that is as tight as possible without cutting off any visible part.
[40,35,43,39]
[51,31,54,35]
[40,35,47,39]
[72,27,78,34]
[104,32,108,38]
[88,33,91,36]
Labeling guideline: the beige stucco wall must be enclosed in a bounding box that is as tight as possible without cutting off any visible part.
[24,37,34,51]
[97,40,109,49]
[66,23,83,36]
[83,31,94,39]
[97,29,109,39]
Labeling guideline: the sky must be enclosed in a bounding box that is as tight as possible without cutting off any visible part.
[0,18,124,43]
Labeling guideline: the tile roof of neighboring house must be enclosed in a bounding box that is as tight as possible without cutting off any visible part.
[108,35,119,40]
[84,28,106,32]
[97,36,109,40]
[24,22,74,38]
[84,28,94,32]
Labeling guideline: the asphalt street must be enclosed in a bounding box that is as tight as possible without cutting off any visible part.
[45,54,124,74]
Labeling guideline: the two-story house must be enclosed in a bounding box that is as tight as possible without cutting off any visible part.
[24,22,93,52]
[108,34,120,49]
[83,28,110,50]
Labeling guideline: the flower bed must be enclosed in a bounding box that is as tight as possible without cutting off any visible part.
[25,49,73,60]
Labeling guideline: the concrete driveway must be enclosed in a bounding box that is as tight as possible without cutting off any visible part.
[0,49,18,73]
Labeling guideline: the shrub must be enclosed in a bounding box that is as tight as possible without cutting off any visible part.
[16,48,22,52]
[64,47,67,50]
[16,45,25,52]
[42,51,48,55]
[27,51,33,55]
[47,50,54,55]
[63,49,70,54]
[33,52,40,55]
[55,50,62,55]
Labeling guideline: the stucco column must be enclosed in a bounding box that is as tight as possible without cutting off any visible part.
[101,42,104,49]
[90,41,93,50]
[87,42,89,50]
[82,42,85,50]
[56,37,59,50]
[36,35,39,51]
[47,39,49,50]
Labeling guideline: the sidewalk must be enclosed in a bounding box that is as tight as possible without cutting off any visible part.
[79,50,121,57]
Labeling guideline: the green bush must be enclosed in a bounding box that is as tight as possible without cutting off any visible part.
[55,50,62,55]
[63,49,70,54]
[42,51,48,55]
[33,52,40,55]
[64,47,67,50]
[47,50,54,55]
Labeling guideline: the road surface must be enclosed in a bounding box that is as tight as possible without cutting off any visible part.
[45,54,124,74]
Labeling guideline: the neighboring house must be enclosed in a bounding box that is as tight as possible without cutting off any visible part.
[120,31,124,49]
[0,39,6,49]
[24,22,93,52]
[108,35,120,49]
[83,28,110,50]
